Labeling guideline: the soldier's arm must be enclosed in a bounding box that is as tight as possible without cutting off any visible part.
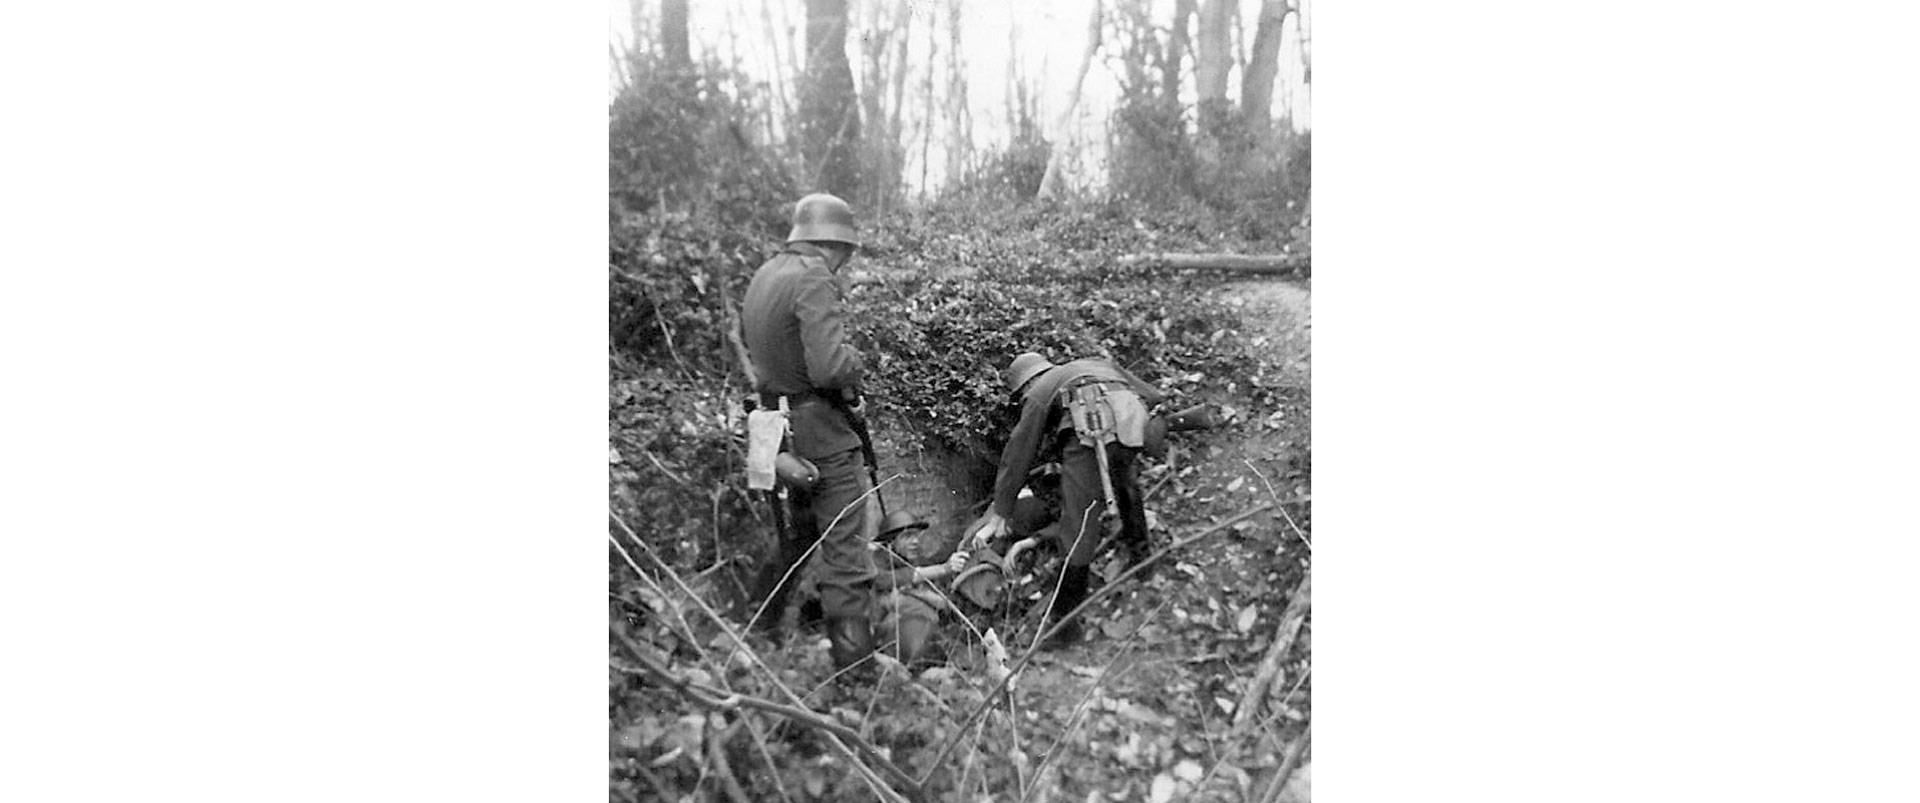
[793,266,865,390]
[990,393,1053,517]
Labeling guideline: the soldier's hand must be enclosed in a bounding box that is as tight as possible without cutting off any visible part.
[943,550,970,576]
[964,511,1009,548]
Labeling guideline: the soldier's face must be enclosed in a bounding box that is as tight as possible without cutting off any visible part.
[826,243,856,270]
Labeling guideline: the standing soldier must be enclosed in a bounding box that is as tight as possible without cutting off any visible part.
[742,192,877,674]
[965,352,1167,648]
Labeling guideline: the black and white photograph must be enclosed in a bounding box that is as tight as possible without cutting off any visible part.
[607,1,1312,800]
[12,3,1920,802]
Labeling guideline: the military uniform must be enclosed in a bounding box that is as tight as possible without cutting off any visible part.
[988,357,1166,645]
[741,240,876,655]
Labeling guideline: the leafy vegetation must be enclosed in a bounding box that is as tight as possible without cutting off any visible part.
[609,41,1310,803]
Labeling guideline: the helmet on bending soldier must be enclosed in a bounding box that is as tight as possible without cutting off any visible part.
[1003,352,1055,395]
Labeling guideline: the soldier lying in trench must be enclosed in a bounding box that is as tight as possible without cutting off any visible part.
[863,509,1010,670]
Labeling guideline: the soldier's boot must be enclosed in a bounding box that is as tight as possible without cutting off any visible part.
[1042,564,1092,650]
[826,616,875,681]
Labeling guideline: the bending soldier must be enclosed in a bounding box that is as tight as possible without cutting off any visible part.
[965,352,1167,648]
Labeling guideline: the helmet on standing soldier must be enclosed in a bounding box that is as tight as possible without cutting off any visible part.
[786,193,859,246]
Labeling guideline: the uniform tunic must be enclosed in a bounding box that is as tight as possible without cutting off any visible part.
[741,242,874,620]
[989,359,1167,567]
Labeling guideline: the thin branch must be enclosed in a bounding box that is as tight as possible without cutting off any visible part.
[743,717,796,803]
[708,722,752,803]
[1030,499,1102,653]
[1017,596,1170,803]
[609,516,919,801]
[648,294,697,382]
[643,448,692,487]
[615,649,873,752]
[1261,730,1311,803]
[1243,458,1311,551]
[738,473,902,639]
[916,503,1274,785]
[1189,665,1310,801]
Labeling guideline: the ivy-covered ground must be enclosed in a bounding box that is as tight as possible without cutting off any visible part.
[610,201,1310,803]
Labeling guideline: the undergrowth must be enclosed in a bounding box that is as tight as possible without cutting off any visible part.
[610,197,1304,801]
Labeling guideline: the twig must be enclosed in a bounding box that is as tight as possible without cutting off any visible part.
[708,722,752,803]
[1145,449,1178,501]
[610,540,722,680]
[630,763,668,802]
[916,503,1274,786]
[1188,666,1309,803]
[1261,731,1310,803]
[1017,596,1170,803]
[642,448,692,487]
[722,291,758,387]
[609,516,918,802]
[743,718,796,803]
[649,294,697,382]
[1243,458,1310,551]
[1030,500,1102,653]
[738,473,902,639]
[615,650,872,755]
[1145,472,1175,501]
[710,489,725,570]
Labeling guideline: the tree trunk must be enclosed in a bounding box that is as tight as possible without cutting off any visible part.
[1164,0,1196,101]
[890,2,912,152]
[1194,0,1234,107]
[1242,0,1287,129]
[918,12,937,198]
[800,0,861,196]
[660,0,690,68]
[859,0,899,210]
[1035,0,1104,200]
[629,0,645,54]
[758,0,796,136]
[944,0,971,190]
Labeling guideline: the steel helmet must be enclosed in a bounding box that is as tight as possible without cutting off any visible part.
[950,548,1008,609]
[786,193,858,246]
[876,509,931,543]
[1003,352,1055,393]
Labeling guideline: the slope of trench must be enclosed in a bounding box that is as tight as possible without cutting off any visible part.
[862,277,1312,801]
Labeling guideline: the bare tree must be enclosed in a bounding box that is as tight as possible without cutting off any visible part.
[1164,0,1196,102]
[1194,0,1235,109]
[1035,0,1104,199]
[944,0,972,190]
[661,0,690,68]
[918,7,938,198]
[799,0,862,194]
[859,0,905,209]
[1242,0,1289,131]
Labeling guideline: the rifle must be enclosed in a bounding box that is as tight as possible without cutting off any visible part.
[836,391,888,515]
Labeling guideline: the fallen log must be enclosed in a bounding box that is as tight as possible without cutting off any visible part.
[1116,253,1309,274]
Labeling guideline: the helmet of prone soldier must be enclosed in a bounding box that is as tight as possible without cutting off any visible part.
[876,509,930,543]
[950,549,1008,609]
[786,193,858,246]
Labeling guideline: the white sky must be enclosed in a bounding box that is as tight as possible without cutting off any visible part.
[610,0,1310,195]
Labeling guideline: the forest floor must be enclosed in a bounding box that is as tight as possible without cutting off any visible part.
[969,276,1312,803]
[610,271,1311,803]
